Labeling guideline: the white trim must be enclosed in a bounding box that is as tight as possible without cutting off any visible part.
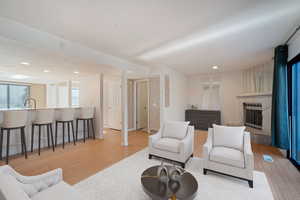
[134,79,150,133]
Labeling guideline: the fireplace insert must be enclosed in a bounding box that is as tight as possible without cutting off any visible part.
[243,103,263,130]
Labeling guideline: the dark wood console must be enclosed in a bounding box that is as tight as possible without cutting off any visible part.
[185,110,221,130]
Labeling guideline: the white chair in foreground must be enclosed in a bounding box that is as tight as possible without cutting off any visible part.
[148,121,194,168]
[0,165,84,200]
[203,125,254,188]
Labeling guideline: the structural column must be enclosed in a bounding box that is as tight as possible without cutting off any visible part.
[99,73,104,139]
[121,70,128,146]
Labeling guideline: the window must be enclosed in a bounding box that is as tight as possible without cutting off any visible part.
[0,84,30,109]
[71,88,79,107]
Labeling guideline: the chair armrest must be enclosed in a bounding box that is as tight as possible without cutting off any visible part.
[179,126,194,153]
[203,128,213,159]
[149,129,162,147]
[244,131,254,169]
[1,165,63,197]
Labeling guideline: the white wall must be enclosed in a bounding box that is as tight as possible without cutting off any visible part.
[79,74,103,138]
[149,67,188,123]
[289,31,300,61]
[188,70,243,125]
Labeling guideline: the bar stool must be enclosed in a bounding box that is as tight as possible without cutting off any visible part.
[0,110,28,164]
[55,108,76,148]
[31,109,55,155]
[76,107,95,142]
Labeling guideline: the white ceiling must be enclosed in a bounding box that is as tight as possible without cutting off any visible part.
[0,36,121,84]
[0,0,299,75]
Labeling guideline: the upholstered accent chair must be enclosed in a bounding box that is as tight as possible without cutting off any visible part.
[0,165,84,200]
[148,121,194,168]
[203,125,254,188]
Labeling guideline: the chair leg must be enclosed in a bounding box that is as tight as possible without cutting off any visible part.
[6,129,10,164]
[38,125,41,155]
[76,119,79,141]
[21,127,27,159]
[49,124,55,152]
[0,128,3,160]
[87,119,90,139]
[20,129,24,154]
[67,121,70,143]
[31,124,34,152]
[203,168,207,175]
[62,122,65,148]
[91,119,95,139]
[46,125,50,148]
[71,121,76,145]
[248,180,253,188]
[55,122,58,147]
[83,120,86,143]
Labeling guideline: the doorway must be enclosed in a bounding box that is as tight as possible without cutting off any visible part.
[104,79,122,130]
[136,80,149,131]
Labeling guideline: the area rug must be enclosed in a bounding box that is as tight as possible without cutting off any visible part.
[74,149,274,200]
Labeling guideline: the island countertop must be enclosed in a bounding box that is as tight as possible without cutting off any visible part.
[0,106,96,157]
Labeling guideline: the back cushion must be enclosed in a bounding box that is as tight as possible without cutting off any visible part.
[0,173,30,200]
[162,121,190,140]
[213,124,245,151]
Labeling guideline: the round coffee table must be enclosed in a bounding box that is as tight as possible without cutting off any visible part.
[141,165,198,200]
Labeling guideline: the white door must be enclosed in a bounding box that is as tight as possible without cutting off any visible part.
[106,80,122,130]
[136,81,148,129]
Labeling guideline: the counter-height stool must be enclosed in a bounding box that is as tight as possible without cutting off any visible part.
[0,110,28,164]
[55,108,76,148]
[31,109,55,155]
[76,107,95,142]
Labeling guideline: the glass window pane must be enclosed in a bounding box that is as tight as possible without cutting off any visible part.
[72,88,79,106]
[292,62,300,164]
[9,85,29,109]
[0,84,8,109]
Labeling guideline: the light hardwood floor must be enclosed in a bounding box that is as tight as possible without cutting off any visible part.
[0,129,299,200]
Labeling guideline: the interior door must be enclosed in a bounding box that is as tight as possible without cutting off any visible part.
[107,80,122,130]
[137,81,148,129]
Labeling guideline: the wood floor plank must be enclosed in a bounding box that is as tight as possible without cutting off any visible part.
[0,129,299,200]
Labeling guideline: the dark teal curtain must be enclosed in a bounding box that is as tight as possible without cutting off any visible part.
[291,62,300,164]
[271,45,290,150]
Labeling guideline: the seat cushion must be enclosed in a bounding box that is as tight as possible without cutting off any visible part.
[31,182,83,200]
[0,173,30,200]
[209,147,245,168]
[154,138,181,153]
[213,124,245,151]
[162,121,190,140]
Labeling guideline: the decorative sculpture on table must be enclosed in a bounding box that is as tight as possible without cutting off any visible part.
[156,161,186,200]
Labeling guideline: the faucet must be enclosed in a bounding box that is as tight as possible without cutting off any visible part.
[24,98,37,109]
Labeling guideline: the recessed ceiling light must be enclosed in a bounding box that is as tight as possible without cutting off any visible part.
[74,71,79,74]
[212,65,219,70]
[43,69,50,73]
[11,74,29,79]
[20,62,30,66]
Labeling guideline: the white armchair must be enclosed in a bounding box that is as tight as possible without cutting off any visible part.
[0,165,84,200]
[203,125,254,188]
[149,121,194,168]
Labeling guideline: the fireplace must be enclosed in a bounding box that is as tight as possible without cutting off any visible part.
[243,103,263,130]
